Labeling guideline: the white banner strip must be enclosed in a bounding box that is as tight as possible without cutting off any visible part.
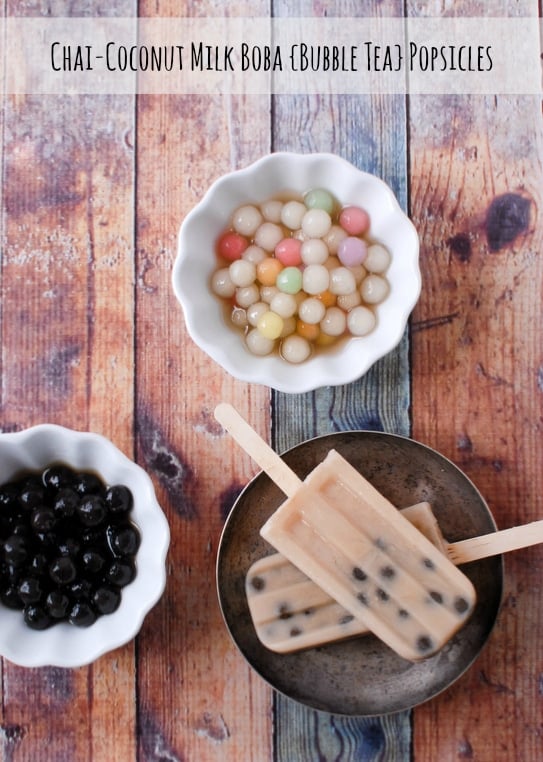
[1,17,541,95]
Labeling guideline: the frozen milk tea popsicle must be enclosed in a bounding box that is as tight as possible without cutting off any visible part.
[246,501,449,653]
[214,403,477,662]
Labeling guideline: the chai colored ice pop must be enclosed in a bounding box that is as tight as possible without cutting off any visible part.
[246,501,448,653]
[259,449,477,661]
[215,403,543,660]
[214,403,476,662]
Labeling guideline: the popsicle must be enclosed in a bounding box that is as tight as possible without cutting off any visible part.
[214,403,476,662]
[248,499,543,654]
[259,449,477,661]
[246,501,449,653]
[216,403,543,660]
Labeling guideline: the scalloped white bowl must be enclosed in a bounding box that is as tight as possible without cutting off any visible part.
[173,152,420,393]
[0,425,170,668]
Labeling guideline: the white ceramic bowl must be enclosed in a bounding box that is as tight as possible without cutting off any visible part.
[0,425,169,668]
[173,152,420,393]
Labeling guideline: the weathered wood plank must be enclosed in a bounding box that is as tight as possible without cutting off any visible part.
[271,1,413,759]
[134,3,274,760]
[0,3,138,761]
[408,2,543,759]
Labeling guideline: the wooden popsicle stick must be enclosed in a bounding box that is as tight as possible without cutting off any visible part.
[214,403,303,498]
[446,520,543,565]
[215,402,543,565]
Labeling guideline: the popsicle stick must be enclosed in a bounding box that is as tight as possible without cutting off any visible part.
[447,520,543,565]
[214,403,302,498]
[216,402,543,564]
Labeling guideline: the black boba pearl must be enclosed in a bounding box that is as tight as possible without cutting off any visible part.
[56,537,81,558]
[73,473,104,497]
[352,566,367,581]
[92,586,121,615]
[77,496,107,527]
[67,578,93,600]
[52,487,79,519]
[1,584,23,609]
[104,485,132,516]
[24,604,53,630]
[49,556,77,586]
[29,553,49,576]
[107,524,140,557]
[106,560,136,587]
[45,590,70,619]
[3,534,29,566]
[0,484,19,510]
[68,601,97,627]
[31,507,56,533]
[18,486,45,511]
[416,635,434,654]
[17,576,44,604]
[454,596,470,615]
[42,464,75,491]
[80,550,106,575]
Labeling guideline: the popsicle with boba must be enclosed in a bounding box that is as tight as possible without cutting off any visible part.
[246,501,449,653]
[259,449,477,661]
[214,403,477,662]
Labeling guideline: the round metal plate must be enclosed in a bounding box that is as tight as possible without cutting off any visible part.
[216,431,503,716]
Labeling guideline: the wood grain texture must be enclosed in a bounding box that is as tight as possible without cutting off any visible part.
[271,1,413,759]
[134,3,273,761]
[0,86,138,762]
[0,2,137,761]
[408,2,543,759]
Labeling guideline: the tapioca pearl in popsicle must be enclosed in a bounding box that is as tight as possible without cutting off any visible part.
[276,266,303,295]
[298,297,326,325]
[454,596,470,614]
[338,236,368,267]
[304,188,335,214]
[246,328,275,356]
[270,292,298,319]
[302,264,329,295]
[260,198,283,223]
[320,306,347,336]
[280,200,307,230]
[329,266,357,296]
[301,208,332,238]
[242,244,267,265]
[211,267,236,298]
[256,256,283,286]
[235,284,260,309]
[249,574,266,591]
[275,237,302,267]
[416,635,434,654]
[364,243,391,273]
[323,224,348,255]
[254,221,284,252]
[257,311,284,340]
[361,274,390,304]
[281,334,312,364]
[229,259,256,287]
[247,301,269,327]
[347,305,376,336]
[217,230,249,261]
[339,205,370,236]
[232,204,263,236]
[300,238,328,265]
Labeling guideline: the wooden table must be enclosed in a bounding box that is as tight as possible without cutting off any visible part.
[1,1,542,760]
